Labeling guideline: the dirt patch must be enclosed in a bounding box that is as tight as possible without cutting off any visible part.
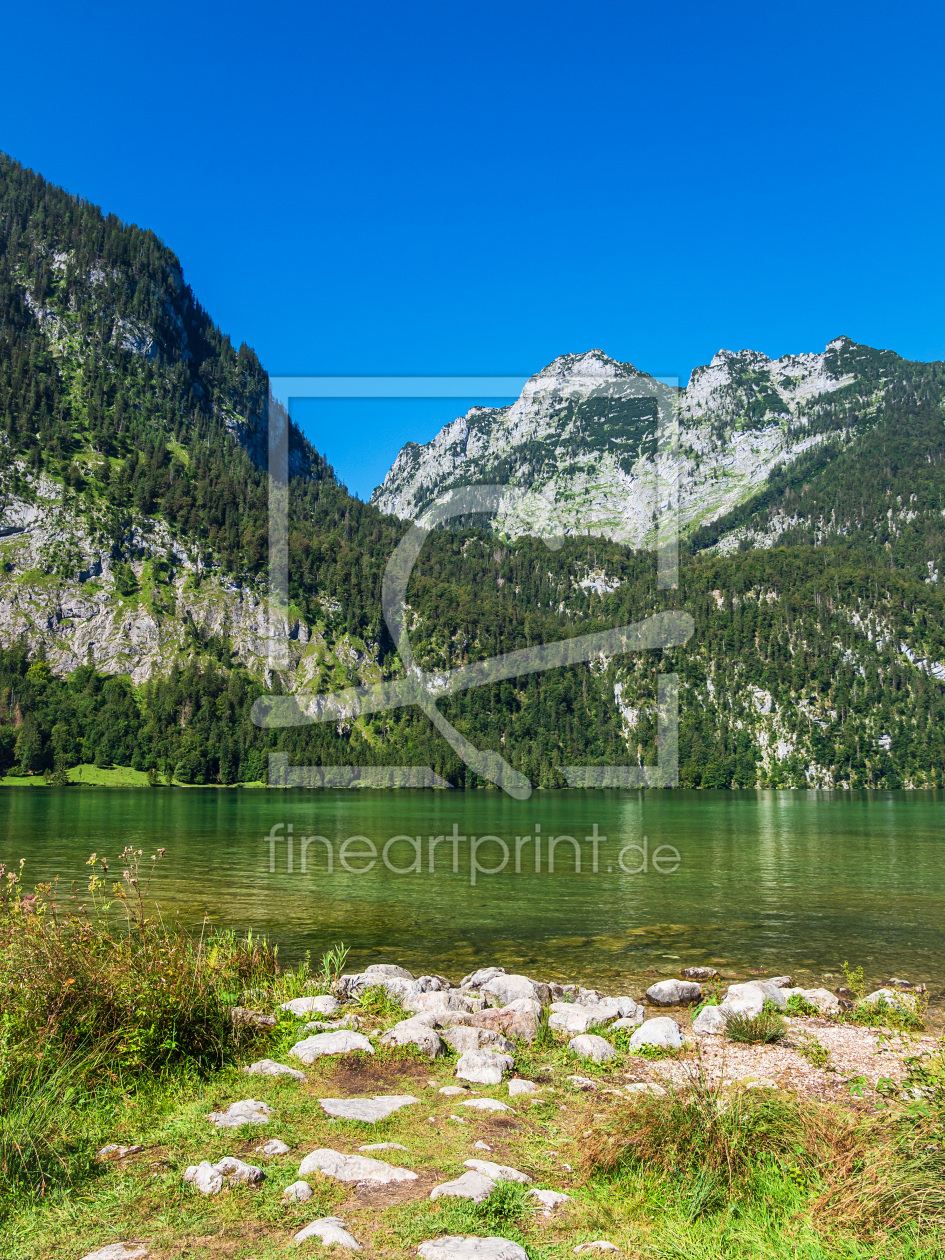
[313,1055,436,1094]
[347,1167,440,1209]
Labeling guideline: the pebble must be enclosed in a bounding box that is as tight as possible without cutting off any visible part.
[319,1095,419,1122]
[289,1031,374,1064]
[96,1144,144,1160]
[473,1140,492,1150]
[205,1099,272,1128]
[292,1217,361,1249]
[298,1148,418,1184]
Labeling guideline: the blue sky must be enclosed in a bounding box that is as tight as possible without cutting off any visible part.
[4,0,945,498]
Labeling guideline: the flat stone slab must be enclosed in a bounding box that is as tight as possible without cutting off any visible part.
[293,1217,361,1249]
[256,1138,291,1156]
[430,1169,496,1202]
[359,1142,408,1151]
[80,1247,149,1260]
[283,1179,314,1201]
[289,1031,374,1064]
[205,1098,272,1127]
[464,1158,531,1184]
[96,1144,144,1160]
[459,1097,513,1113]
[243,1058,306,1080]
[319,1094,419,1122]
[439,1085,469,1096]
[302,1015,360,1032]
[574,1244,619,1254]
[298,1148,418,1184]
[418,1238,529,1259]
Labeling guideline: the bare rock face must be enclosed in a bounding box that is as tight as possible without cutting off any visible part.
[460,1098,513,1113]
[297,1148,418,1184]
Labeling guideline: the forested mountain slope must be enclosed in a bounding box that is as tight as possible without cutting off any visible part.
[2,151,945,790]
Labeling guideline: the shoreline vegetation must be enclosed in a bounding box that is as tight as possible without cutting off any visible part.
[3,857,945,1259]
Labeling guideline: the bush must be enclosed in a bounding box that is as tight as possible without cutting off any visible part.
[725,1002,787,1044]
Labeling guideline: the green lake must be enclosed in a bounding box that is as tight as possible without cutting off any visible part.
[2,788,943,992]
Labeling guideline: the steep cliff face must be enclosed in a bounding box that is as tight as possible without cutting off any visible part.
[371,340,898,544]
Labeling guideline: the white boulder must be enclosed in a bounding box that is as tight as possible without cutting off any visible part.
[290,1031,375,1064]
[298,1148,417,1183]
[629,1017,683,1050]
[568,1034,616,1063]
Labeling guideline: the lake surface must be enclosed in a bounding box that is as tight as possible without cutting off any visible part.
[2,788,943,991]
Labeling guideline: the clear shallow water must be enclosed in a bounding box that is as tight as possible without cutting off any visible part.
[2,788,944,991]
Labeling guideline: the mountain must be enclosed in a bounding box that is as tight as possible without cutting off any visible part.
[3,150,945,792]
[371,340,916,548]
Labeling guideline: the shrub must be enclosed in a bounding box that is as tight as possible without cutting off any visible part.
[725,1002,787,1044]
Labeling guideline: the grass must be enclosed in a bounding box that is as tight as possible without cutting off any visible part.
[724,1002,788,1044]
[1,869,944,1259]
